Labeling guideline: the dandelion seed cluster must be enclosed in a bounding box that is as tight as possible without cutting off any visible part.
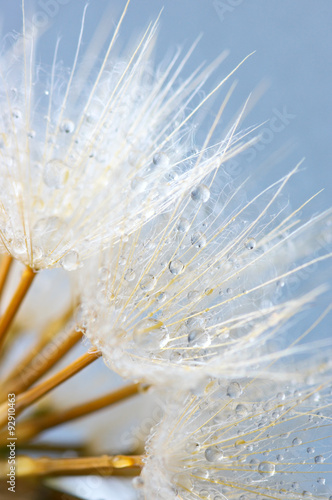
[0,3,331,500]
[142,375,332,499]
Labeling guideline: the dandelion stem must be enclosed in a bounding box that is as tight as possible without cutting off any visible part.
[1,305,75,389]
[0,454,143,478]
[0,254,13,298]
[0,328,83,401]
[0,265,36,352]
[0,349,101,429]
[13,382,143,443]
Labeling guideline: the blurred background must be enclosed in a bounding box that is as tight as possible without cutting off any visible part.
[1,1,331,499]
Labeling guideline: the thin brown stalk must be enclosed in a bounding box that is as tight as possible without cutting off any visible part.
[0,254,13,298]
[2,454,143,478]
[0,349,101,429]
[3,305,75,386]
[13,382,142,443]
[1,328,83,401]
[0,265,36,352]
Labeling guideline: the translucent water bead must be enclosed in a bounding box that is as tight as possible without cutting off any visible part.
[226,381,242,398]
[258,461,276,477]
[60,119,75,134]
[133,318,169,349]
[245,237,256,250]
[169,259,184,275]
[176,217,190,233]
[43,160,69,189]
[153,152,170,168]
[60,250,79,271]
[139,274,156,291]
[191,184,210,203]
[191,231,207,248]
[204,445,224,462]
[188,328,211,348]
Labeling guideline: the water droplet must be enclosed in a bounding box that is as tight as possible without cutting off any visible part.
[185,442,201,453]
[176,217,190,233]
[205,445,224,462]
[245,237,256,250]
[307,447,315,454]
[61,250,79,271]
[188,328,211,347]
[191,231,207,248]
[156,292,167,303]
[60,119,75,133]
[99,267,111,282]
[314,455,324,463]
[235,404,248,417]
[43,160,68,189]
[227,381,242,398]
[191,184,210,203]
[258,461,275,477]
[131,176,148,193]
[153,152,170,168]
[125,269,136,281]
[12,109,22,119]
[292,437,302,446]
[169,259,184,275]
[133,318,169,349]
[140,274,156,291]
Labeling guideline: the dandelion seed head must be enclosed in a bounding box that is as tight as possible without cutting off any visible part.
[140,374,332,499]
[0,11,238,270]
[79,165,332,385]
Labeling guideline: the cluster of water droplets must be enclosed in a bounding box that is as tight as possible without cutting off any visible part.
[141,376,332,499]
[79,164,332,384]
[0,26,233,270]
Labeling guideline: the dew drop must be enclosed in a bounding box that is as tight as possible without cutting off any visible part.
[169,259,184,275]
[153,152,170,168]
[12,109,22,119]
[191,184,210,203]
[176,217,190,233]
[140,274,156,291]
[61,250,79,271]
[133,318,169,349]
[156,292,167,303]
[314,455,324,464]
[205,445,224,462]
[188,328,211,348]
[98,267,111,282]
[292,437,302,446]
[235,404,248,417]
[191,231,207,248]
[245,237,256,250]
[125,269,136,281]
[43,160,68,189]
[227,381,242,398]
[258,461,275,477]
[60,119,75,133]
[307,447,315,454]
[185,442,201,453]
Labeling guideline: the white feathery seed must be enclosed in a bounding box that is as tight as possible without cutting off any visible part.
[140,366,332,499]
[78,163,332,385]
[0,2,249,270]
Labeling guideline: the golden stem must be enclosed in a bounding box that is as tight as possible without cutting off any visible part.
[0,254,13,298]
[3,305,74,386]
[1,454,143,478]
[13,383,142,443]
[0,349,101,429]
[0,328,83,401]
[0,265,36,352]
